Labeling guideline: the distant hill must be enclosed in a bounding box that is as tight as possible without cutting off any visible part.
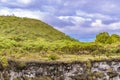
[0,16,75,42]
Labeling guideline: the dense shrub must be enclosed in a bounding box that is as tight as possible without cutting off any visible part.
[0,56,8,68]
[95,32,120,44]
[48,54,60,60]
[95,32,110,43]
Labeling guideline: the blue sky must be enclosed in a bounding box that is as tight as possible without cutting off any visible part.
[0,0,120,41]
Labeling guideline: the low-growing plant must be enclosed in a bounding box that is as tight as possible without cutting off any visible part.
[48,54,60,60]
[0,56,8,68]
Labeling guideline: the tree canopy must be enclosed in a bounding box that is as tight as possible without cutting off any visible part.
[95,32,120,44]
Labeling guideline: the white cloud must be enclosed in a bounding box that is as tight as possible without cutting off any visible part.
[58,16,92,25]
[0,7,47,20]
[0,0,33,7]
[109,22,120,30]
[76,10,117,20]
[56,19,120,39]
[101,2,120,13]
[91,19,103,27]
[58,16,85,23]
[91,19,120,31]
[42,5,56,14]
[0,0,7,2]
[17,0,32,4]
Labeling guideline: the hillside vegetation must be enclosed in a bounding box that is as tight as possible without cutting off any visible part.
[0,16,77,54]
[0,16,120,63]
[0,16,74,41]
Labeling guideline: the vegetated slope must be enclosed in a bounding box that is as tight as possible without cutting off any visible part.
[0,16,78,54]
[1,16,120,57]
[0,16,74,41]
[0,16,120,62]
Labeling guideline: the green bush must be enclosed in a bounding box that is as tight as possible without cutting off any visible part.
[48,54,60,60]
[0,56,8,68]
[95,32,110,43]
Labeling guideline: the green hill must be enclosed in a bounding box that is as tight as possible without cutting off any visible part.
[0,16,74,41]
[0,16,78,54]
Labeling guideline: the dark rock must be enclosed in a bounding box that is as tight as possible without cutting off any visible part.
[0,60,119,80]
[107,72,118,78]
[117,67,120,72]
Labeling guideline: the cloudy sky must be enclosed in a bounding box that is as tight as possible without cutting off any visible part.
[0,0,120,41]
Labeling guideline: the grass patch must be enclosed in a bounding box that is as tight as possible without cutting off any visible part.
[4,53,120,62]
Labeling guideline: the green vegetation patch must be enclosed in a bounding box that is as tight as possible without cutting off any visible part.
[0,16,120,62]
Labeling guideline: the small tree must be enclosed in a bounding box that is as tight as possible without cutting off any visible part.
[95,32,110,43]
